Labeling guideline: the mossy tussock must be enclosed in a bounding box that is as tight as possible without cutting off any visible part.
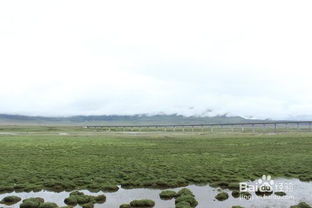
[215,192,229,201]
[39,202,58,208]
[101,185,119,192]
[231,190,240,198]
[1,195,22,205]
[274,191,286,196]
[19,197,59,208]
[0,186,14,193]
[175,188,198,208]
[129,199,155,207]
[159,190,177,199]
[290,202,312,208]
[64,191,106,207]
[21,197,45,208]
[157,188,198,208]
[119,204,131,208]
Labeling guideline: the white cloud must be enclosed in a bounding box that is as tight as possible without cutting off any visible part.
[0,0,312,119]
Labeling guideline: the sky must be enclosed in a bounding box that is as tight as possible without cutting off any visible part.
[0,0,312,119]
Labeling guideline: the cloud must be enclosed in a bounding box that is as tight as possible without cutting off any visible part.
[0,0,312,119]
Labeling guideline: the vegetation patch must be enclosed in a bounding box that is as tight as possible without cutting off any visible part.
[0,186,14,193]
[64,196,77,206]
[20,197,45,208]
[1,195,21,205]
[0,132,311,192]
[175,201,192,208]
[38,202,58,208]
[119,204,131,208]
[64,191,106,207]
[129,199,155,207]
[101,185,119,192]
[231,190,240,198]
[159,190,177,199]
[94,194,106,203]
[228,182,240,190]
[175,188,197,208]
[215,192,229,201]
[274,191,286,196]
[81,202,94,208]
[176,188,194,197]
[290,202,312,208]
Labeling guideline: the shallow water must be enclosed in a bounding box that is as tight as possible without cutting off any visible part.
[0,178,311,208]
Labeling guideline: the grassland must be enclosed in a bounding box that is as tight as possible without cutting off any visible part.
[0,127,311,193]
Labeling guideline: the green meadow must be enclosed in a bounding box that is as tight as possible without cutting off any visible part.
[0,127,311,193]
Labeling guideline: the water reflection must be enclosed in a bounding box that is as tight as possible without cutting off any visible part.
[0,178,311,208]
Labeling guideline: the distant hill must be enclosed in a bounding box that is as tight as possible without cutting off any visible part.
[0,114,266,125]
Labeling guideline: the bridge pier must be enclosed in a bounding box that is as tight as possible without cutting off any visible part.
[85,121,312,133]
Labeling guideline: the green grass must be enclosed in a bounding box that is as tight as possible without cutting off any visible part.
[129,199,155,207]
[0,129,311,192]
[175,188,197,208]
[64,191,105,207]
[159,190,177,199]
[215,192,229,201]
[0,195,21,204]
[290,202,312,208]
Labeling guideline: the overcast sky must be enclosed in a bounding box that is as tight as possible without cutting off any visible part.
[0,0,312,119]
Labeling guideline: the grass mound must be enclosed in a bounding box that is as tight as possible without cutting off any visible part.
[231,190,240,198]
[20,198,45,208]
[101,185,119,192]
[228,182,240,190]
[70,191,84,196]
[176,188,194,197]
[159,190,177,199]
[215,192,229,201]
[210,181,229,189]
[1,195,21,204]
[175,201,192,208]
[175,188,197,208]
[129,199,155,207]
[64,196,77,206]
[290,202,312,208]
[175,195,197,207]
[119,204,131,208]
[81,202,94,208]
[75,195,94,204]
[94,195,106,203]
[64,191,106,207]
[0,186,14,193]
[274,191,286,196]
[38,202,58,208]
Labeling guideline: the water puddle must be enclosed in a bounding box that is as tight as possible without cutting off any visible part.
[0,178,311,208]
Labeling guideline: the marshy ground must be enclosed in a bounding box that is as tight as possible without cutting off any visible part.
[0,126,311,207]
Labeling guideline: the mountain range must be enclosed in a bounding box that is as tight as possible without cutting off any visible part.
[0,114,267,125]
